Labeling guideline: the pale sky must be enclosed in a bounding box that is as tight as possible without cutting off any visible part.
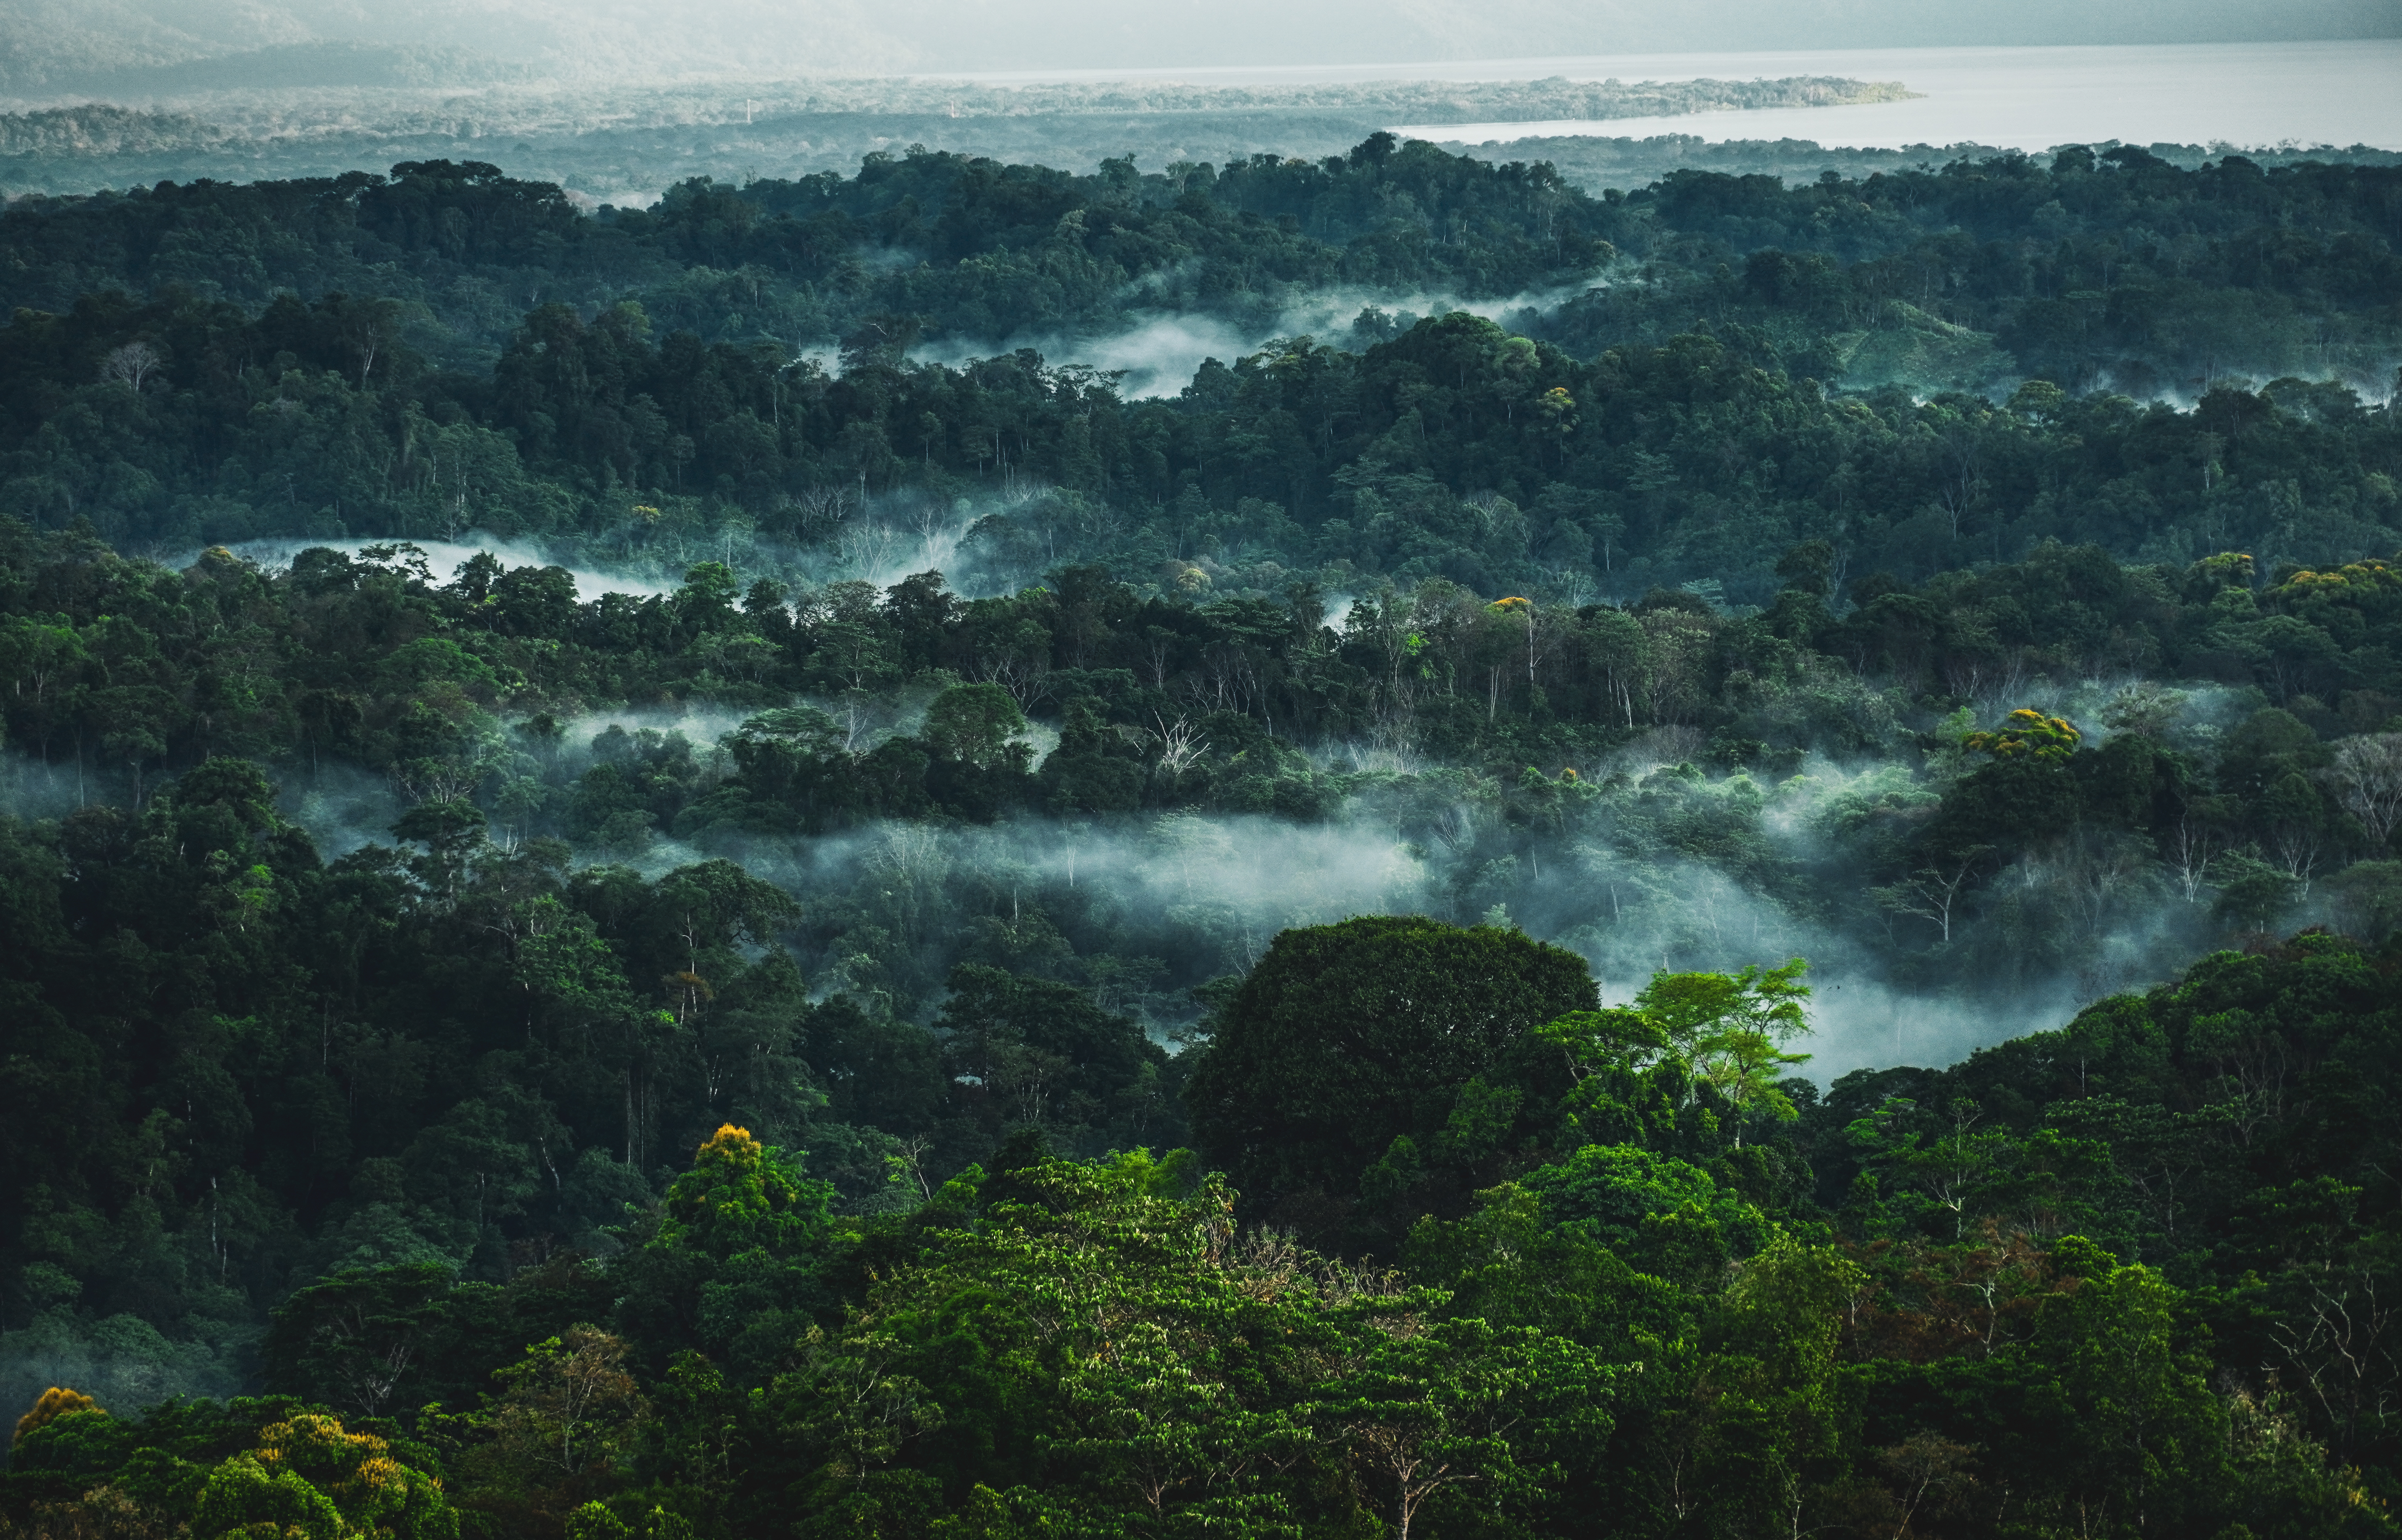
[4,0,2398,88]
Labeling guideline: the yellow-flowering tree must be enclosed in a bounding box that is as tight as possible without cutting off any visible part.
[194,1413,457,1540]
[1964,708,2083,762]
[614,1126,838,1386]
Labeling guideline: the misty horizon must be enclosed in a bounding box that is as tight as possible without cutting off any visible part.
[4,0,2400,96]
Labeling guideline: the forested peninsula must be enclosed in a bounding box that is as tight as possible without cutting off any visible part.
[2,131,2402,1540]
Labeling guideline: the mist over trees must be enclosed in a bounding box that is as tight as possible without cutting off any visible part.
[2,118,2402,1540]
[2,138,2397,582]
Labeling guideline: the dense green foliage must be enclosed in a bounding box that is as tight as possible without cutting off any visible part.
[0,137,1617,370]
[1,139,2396,603]
[10,922,2402,1539]
[7,126,2402,1538]
[2,508,2399,1020]
[1185,915,1598,1217]
[7,1395,460,1540]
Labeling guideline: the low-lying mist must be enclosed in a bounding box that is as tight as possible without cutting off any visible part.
[183,490,1053,611]
[19,520,2366,1103]
[117,690,2135,1088]
[911,282,1601,398]
[208,536,683,600]
[7,539,2280,1090]
[408,711,2245,1086]
[726,786,2165,1083]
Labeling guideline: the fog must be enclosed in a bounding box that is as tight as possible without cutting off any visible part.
[0,1313,241,1452]
[187,493,1030,609]
[206,536,683,600]
[2,523,2277,1090]
[914,316,1257,402]
[6,0,2392,93]
[727,765,2184,1083]
[642,663,2304,1081]
[0,703,2269,1090]
[913,283,1597,399]
[16,524,2306,1096]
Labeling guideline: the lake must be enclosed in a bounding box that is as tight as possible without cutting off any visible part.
[1364,40,2402,152]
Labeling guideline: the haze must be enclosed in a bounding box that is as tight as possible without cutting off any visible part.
[5,0,2398,90]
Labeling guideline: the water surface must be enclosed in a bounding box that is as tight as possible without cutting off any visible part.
[1375,41,2402,151]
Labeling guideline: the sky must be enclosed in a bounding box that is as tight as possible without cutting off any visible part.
[4,0,2398,88]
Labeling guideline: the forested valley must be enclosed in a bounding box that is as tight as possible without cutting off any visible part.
[2,128,2402,1540]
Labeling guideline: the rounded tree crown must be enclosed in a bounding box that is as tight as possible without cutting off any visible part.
[1186,916,1596,1201]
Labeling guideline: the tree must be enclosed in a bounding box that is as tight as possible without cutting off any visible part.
[2034,1255,2229,1535]
[1631,959,1814,1143]
[772,1151,1295,1532]
[614,1126,836,1384]
[261,1264,456,1420]
[1315,1316,1613,1540]
[1183,916,1596,1211]
[1048,1312,1302,1534]
[195,1413,458,1540]
[393,799,490,906]
[1964,708,2082,761]
[1665,1235,1864,1538]
[1872,846,1991,944]
[656,1125,828,1261]
[2213,852,2301,932]
[12,1387,102,1446]
[1694,1032,1812,1147]
[2324,860,2402,942]
[450,1328,649,1532]
[196,1452,351,1540]
[485,1329,647,1483]
[2324,733,2402,851]
[1521,1144,1773,1282]
[1846,1096,2105,1241]
[920,684,1030,772]
[935,964,1170,1155]
[100,340,163,392]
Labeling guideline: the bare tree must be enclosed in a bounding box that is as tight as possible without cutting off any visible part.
[2273,818,2325,891]
[838,518,906,575]
[2271,1273,2402,1465]
[2325,733,2402,849]
[393,756,482,806]
[885,1133,935,1204]
[791,482,856,541]
[1151,715,1211,774]
[2164,812,2224,903]
[100,340,163,391]
[976,652,1055,711]
[1873,846,1991,944]
[2061,829,2159,935]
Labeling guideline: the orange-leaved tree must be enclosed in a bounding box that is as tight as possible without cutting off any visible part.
[13,1386,101,1446]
